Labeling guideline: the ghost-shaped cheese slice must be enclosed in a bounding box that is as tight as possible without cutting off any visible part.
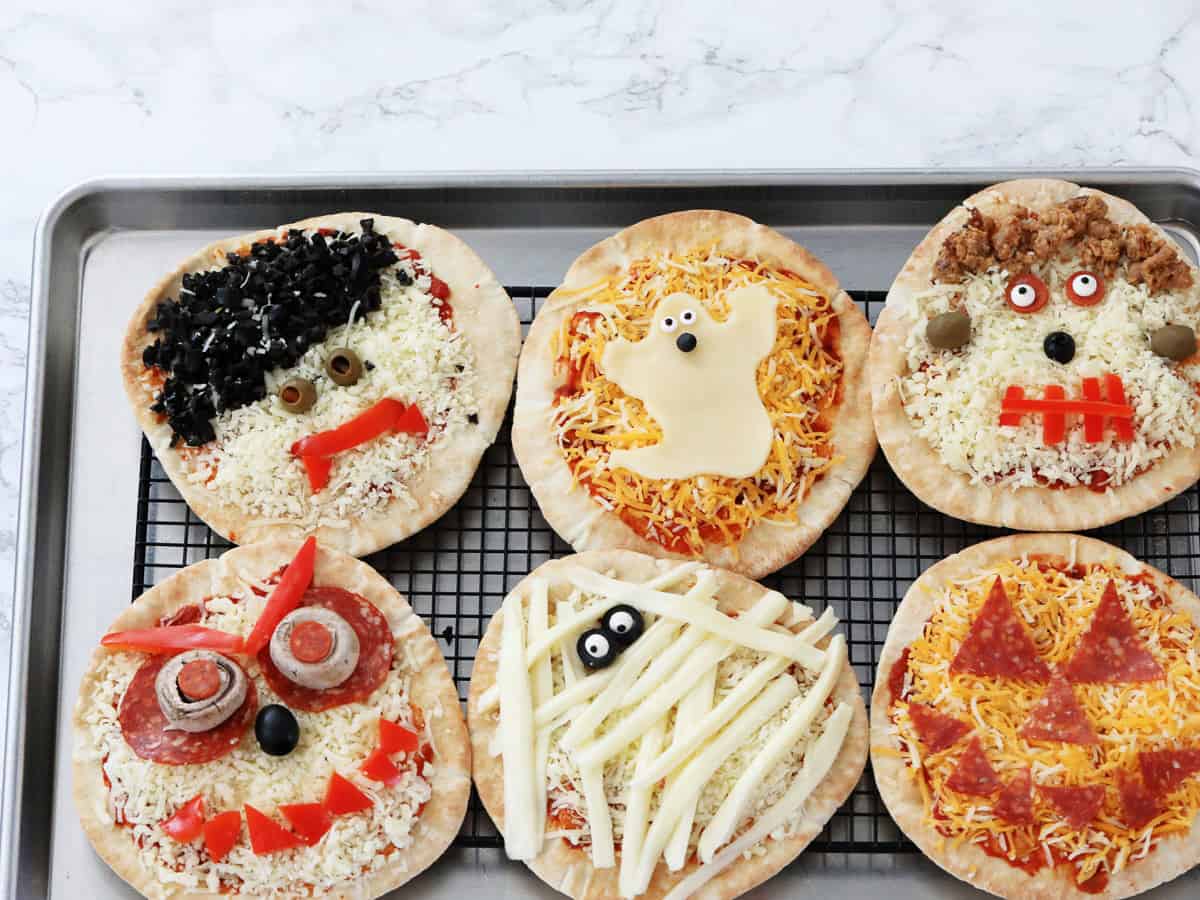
[601,286,777,480]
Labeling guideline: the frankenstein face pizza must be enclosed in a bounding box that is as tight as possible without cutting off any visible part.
[467,550,867,900]
[122,213,521,558]
[513,211,875,580]
[872,534,1200,899]
[871,179,1200,530]
[72,540,470,899]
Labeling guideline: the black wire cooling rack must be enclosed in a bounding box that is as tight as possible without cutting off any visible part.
[131,287,1200,855]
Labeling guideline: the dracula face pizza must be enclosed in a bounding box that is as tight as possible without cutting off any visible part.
[870,179,1200,530]
[121,213,521,558]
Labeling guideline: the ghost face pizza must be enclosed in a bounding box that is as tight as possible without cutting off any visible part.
[871,179,1200,530]
[513,211,875,580]
[467,550,867,900]
[872,533,1200,899]
[72,540,470,899]
[122,214,521,557]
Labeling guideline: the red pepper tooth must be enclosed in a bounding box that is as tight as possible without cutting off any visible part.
[1106,374,1135,441]
[1042,385,1067,445]
[1081,377,1104,442]
[999,386,1025,427]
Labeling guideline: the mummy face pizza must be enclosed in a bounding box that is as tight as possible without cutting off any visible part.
[872,534,1200,899]
[72,540,470,899]
[467,550,868,900]
[122,214,521,557]
[513,210,875,579]
[871,179,1200,530]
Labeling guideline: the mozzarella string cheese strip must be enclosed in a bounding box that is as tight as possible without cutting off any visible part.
[581,763,614,868]
[497,589,540,860]
[566,567,825,668]
[698,633,847,861]
[661,703,854,900]
[618,718,667,898]
[529,579,553,842]
[663,663,716,873]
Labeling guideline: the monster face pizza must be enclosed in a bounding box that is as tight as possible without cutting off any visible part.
[871,179,1200,530]
[467,550,867,900]
[122,214,521,557]
[72,540,470,899]
[513,211,875,580]
[872,534,1200,899]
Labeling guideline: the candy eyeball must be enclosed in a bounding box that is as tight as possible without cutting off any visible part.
[577,628,617,669]
[602,604,644,645]
[1066,271,1106,307]
[659,315,678,334]
[680,309,697,325]
[1005,273,1048,313]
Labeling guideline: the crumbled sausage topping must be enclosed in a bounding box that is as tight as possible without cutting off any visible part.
[933,196,1193,295]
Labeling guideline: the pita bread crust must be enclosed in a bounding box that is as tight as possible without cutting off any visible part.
[466,549,868,900]
[120,213,521,558]
[871,533,1200,900]
[512,211,875,581]
[871,178,1200,530]
[71,541,470,900]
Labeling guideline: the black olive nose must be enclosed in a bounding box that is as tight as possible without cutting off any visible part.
[1044,331,1076,364]
[676,332,697,353]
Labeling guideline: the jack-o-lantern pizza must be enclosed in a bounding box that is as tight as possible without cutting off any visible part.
[122,214,521,558]
[72,539,470,899]
[468,550,868,900]
[871,179,1200,530]
[872,534,1200,899]
[513,211,875,580]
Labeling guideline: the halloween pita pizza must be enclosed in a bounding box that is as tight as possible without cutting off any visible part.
[871,179,1200,530]
[872,533,1200,899]
[72,539,470,898]
[513,210,875,580]
[122,214,521,557]
[467,550,867,899]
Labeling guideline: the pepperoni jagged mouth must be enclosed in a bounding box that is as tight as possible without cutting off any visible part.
[998,374,1134,445]
[290,398,429,492]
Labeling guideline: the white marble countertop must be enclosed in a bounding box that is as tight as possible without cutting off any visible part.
[3,0,1200,863]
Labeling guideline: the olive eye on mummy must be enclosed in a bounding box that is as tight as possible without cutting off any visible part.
[601,604,644,645]
[659,316,678,334]
[156,650,248,732]
[577,628,617,669]
[270,607,360,689]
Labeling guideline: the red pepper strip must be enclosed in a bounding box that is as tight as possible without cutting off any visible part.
[999,387,1024,427]
[299,454,334,493]
[1001,397,1134,418]
[1042,385,1066,444]
[324,772,374,815]
[243,537,317,656]
[278,803,332,846]
[428,275,450,300]
[162,794,206,843]
[291,399,429,460]
[379,718,420,755]
[1081,378,1104,442]
[101,625,243,655]
[1106,374,1134,441]
[203,810,242,862]
[244,804,305,855]
[361,747,402,784]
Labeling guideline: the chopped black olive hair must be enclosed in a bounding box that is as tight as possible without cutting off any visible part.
[142,219,397,445]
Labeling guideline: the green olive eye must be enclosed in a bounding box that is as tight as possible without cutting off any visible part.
[325,348,363,386]
[279,378,317,413]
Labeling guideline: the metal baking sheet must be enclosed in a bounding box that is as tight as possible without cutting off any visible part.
[9,170,1200,899]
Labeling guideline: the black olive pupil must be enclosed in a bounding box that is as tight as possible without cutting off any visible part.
[1044,331,1076,364]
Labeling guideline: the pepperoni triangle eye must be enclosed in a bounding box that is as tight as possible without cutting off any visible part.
[1066,271,1105,306]
[1005,273,1049,314]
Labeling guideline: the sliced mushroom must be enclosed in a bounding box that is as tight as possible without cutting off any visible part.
[155,650,248,733]
[269,607,360,690]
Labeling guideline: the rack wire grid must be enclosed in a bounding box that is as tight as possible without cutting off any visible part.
[131,286,1200,855]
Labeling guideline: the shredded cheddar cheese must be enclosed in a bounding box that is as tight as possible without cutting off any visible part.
[891,559,1200,887]
[551,246,843,555]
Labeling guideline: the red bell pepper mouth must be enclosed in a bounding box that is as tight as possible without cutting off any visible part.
[291,398,429,493]
[998,374,1134,445]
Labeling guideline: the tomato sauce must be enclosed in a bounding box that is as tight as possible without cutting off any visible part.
[887,646,911,705]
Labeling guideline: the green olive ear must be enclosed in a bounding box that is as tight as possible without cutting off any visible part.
[1150,324,1197,361]
[926,311,971,350]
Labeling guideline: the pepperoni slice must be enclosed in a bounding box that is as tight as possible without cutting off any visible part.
[994,768,1034,825]
[160,604,202,627]
[257,587,393,712]
[1139,747,1200,796]
[1062,581,1164,683]
[1117,771,1160,831]
[945,737,1001,797]
[177,659,222,701]
[1019,675,1098,745]
[1039,784,1105,830]
[907,702,971,754]
[950,578,1050,681]
[290,620,333,664]
[118,655,257,765]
